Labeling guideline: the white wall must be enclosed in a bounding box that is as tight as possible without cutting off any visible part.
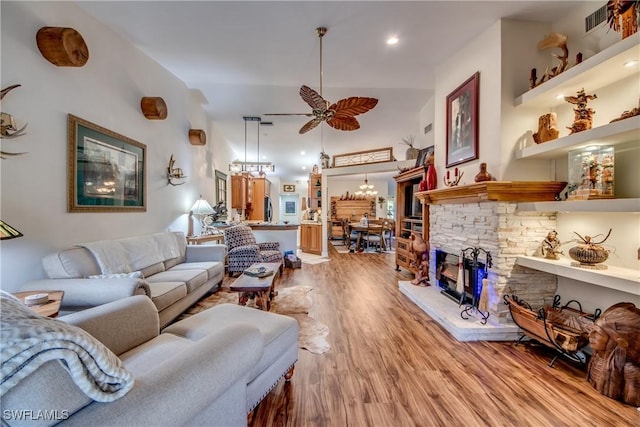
[0,2,231,291]
[433,20,502,184]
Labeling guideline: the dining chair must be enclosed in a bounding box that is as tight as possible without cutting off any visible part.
[341,218,358,251]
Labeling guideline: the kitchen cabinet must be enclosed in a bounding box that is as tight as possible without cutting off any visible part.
[300,223,321,255]
[231,174,248,210]
[248,177,271,221]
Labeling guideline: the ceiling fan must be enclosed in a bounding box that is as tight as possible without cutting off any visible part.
[265,27,378,134]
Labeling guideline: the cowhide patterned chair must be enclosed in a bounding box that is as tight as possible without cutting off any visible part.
[223,224,283,277]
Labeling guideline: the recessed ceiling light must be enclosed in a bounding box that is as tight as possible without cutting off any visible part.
[262,155,267,160]
[386,36,399,45]
[624,59,638,67]
[301,166,307,170]
[555,94,565,100]
[300,151,306,155]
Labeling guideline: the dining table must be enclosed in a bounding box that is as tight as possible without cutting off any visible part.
[348,222,385,252]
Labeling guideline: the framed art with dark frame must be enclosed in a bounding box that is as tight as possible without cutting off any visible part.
[67,114,146,212]
[414,146,434,168]
[446,72,479,168]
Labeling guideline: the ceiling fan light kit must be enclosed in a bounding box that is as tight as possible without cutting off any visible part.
[266,27,378,134]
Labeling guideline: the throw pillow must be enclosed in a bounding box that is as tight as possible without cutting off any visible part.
[87,271,144,280]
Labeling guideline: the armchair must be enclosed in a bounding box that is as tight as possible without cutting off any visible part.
[223,225,283,277]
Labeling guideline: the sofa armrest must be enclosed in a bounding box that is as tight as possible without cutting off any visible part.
[185,243,227,262]
[60,295,159,356]
[228,244,260,256]
[21,278,150,309]
[63,324,263,426]
[258,242,280,251]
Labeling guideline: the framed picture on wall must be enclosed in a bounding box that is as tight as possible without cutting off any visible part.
[285,201,296,214]
[283,184,295,192]
[446,72,479,167]
[414,146,434,168]
[67,114,146,212]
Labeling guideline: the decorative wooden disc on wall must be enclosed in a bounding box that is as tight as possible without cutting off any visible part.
[140,97,167,120]
[36,27,89,67]
[189,129,206,146]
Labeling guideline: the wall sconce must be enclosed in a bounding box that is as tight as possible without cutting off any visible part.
[167,154,187,186]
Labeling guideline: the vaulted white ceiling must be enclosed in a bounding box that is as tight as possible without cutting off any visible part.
[77,1,576,183]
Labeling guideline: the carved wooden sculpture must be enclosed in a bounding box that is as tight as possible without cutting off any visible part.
[532,112,559,144]
[537,32,569,85]
[410,233,429,286]
[587,302,640,406]
[565,89,597,134]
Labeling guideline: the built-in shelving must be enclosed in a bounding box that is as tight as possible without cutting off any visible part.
[515,116,640,160]
[516,255,640,296]
[514,33,640,108]
[517,198,640,213]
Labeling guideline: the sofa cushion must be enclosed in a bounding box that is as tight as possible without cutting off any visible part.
[146,269,208,293]
[42,247,101,279]
[140,262,165,278]
[119,333,194,376]
[163,303,298,381]
[148,282,187,312]
[169,261,223,283]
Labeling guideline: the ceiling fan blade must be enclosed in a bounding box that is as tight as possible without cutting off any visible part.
[330,97,379,117]
[327,115,360,131]
[299,117,323,134]
[263,113,313,116]
[300,85,328,111]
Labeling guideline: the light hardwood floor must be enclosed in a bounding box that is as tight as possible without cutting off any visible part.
[249,244,638,427]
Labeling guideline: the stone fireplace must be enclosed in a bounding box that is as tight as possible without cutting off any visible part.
[429,201,559,320]
[399,181,566,341]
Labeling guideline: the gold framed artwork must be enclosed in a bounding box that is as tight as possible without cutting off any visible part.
[283,184,295,192]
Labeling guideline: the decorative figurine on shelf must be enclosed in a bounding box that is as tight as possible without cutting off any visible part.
[565,89,597,134]
[312,163,319,174]
[320,152,330,169]
[610,98,640,123]
[444,167,463,187]
[536,32,569,86]
[425,151,437,190]
[410,232,429,286]
[474,163,492,182]
[532,112,559,144]
[569,229,612,269]
[535,230,563,260]
[587,302,640,406]
[607,0,639,39]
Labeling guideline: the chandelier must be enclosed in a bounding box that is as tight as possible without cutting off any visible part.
[229,116,275,174]
[354,174,377,197]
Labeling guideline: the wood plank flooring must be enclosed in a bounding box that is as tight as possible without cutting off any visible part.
[249,244,638,426]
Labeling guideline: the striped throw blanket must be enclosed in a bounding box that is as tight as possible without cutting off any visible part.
[0,291,133,402]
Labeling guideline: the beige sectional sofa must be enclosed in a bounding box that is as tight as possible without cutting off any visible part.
[1,293,299,426]
[21,231,225,327]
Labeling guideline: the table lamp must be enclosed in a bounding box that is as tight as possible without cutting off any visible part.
[0,220,23,240]
[189,195,214,236]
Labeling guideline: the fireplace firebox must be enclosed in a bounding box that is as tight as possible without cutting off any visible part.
[435,248,491,308]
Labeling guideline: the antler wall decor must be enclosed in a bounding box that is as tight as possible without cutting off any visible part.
[167,154,187,185]
[1,84,28,159]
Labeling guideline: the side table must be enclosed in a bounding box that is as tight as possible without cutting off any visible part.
[186,234,224,245]
[13,290,64,318]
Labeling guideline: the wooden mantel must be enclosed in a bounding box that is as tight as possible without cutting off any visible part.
[415,181,567,205]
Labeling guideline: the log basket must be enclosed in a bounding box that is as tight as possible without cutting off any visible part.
[504,294,601,367]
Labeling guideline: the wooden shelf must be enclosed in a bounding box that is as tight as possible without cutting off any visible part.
[517,198,640,213]
[516,256,640,296]
[515,116,640,160]
[416,181,567,205]
[514,33,640,108]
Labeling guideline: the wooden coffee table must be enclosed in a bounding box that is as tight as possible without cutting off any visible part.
[13,290,64,317]
[230,262,281,311]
